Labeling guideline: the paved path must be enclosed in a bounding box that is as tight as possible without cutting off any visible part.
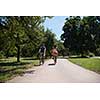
[8,59,100,83]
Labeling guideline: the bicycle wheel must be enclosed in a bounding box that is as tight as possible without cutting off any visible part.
[39,53,44,65]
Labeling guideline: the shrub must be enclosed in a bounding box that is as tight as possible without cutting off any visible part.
[89,52,95,57]
[0,51,4,59]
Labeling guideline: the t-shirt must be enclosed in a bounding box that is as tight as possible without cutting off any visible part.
[51,48,58,56]
[40,46,46,53]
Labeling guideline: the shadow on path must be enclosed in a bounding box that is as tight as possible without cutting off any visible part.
[48,63,55,66]
[24,70,35,74]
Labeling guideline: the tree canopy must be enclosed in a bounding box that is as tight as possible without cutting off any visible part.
[61,16,100,57]
[0,16,56,61]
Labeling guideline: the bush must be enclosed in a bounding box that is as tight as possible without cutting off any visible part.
[0,51,4,59]
[95,48,100,56]
[89,52,95,57]
[8,49,17,57]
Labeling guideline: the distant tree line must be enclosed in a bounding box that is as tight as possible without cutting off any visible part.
[61,16,100,57]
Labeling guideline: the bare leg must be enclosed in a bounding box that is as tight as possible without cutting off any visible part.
[54,56,57,64]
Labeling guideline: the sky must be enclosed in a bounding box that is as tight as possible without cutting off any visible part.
[43,16,67,40]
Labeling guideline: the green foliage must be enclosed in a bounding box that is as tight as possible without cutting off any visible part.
[95,48,100,56]
[88,52,95,57]
[0,51,4,59]
[0,16,57,61]
[56,40,67,56]
[43,28,56,56]
[61,16,100,56]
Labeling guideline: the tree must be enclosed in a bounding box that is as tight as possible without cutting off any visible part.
[0,16,54,61]
[56,40,66,56]
[7,16,52,62]
[61,16,82,55]
[61,16,100,57]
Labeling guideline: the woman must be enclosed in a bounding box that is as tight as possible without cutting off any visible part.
[51,45,58,64]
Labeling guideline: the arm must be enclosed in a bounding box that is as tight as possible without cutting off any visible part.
[44,47,46,57]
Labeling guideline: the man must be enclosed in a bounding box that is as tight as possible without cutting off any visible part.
[39,44,46,65]
[51,45,58,64]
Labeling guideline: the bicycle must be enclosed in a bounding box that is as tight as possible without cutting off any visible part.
[39,53,45,65]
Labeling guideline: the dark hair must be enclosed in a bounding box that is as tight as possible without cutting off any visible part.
[54,45,56,48]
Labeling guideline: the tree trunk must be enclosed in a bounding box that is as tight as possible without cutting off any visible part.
[6,49,9,58]
[16,33,20,62]
[17,45,20,62]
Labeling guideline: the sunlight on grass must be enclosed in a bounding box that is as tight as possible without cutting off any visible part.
[0,57,39,82]
[69,58,100,74]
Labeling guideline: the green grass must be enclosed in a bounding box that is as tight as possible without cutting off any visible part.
[69,58,100,74]
[0,57,39,82]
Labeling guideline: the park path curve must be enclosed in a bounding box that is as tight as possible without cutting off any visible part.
[7,59,100,83]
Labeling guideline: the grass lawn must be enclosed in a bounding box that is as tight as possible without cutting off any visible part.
[0,57,39,82]
[68,58,100,74]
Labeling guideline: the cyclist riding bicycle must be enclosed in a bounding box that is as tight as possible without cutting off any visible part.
[38,44,46,65]
[51,45,58,64]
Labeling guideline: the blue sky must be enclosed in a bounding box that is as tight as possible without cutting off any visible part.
[43,16,67,40]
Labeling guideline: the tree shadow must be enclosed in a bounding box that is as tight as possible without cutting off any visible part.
[24,70,35,74]
[0,60,36,82]
[34,64,41,66]
[22,58,38,60]
[0,62,30,67]
[0,62,31,75]
[0,59,7,62]
[0,66,28,73]
[48,63,55,66]
[69,56,88,59]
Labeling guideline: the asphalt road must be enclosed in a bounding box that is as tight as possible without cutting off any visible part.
[7,59,100,83]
